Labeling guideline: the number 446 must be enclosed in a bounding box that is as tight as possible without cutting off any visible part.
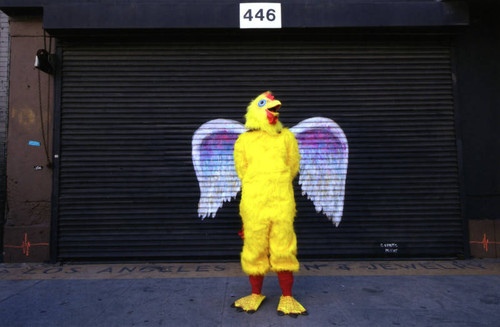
[243,8,276,22]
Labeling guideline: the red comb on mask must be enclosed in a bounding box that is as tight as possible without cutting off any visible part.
[265,92,275,101]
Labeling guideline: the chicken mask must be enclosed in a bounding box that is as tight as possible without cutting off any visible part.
[245,91,283,135]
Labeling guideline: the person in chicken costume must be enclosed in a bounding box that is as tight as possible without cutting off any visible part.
[231,91,305,316]
[192,91,349,317]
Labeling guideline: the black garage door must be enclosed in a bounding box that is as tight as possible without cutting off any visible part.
[54,31,464,261]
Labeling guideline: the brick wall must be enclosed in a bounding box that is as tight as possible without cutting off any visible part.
[3,17,52,262]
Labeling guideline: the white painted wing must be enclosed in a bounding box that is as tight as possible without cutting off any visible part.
[192,119,246,219]
[290,117,349,227]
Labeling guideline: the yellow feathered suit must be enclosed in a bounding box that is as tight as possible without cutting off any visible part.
[231,92,307,317]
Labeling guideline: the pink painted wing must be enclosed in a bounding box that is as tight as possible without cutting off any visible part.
[192,119,245,219]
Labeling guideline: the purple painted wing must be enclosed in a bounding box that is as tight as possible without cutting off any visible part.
[192,119,245,219]
[290,117,349,226]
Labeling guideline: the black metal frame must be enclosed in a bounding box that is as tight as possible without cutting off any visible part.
[450,35,471,259]
[0,0,469,29]
[49,43,62,263]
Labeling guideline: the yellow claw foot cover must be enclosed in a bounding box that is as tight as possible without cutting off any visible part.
[277,296,308,318]
[231,294,266,314]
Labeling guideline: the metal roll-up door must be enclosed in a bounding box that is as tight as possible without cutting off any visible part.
[55,31,464,261]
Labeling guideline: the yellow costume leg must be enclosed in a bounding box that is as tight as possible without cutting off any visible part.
[240,218,271,276]
[269,218,299,273]
[268,219,306,316]
[233,216,270,313]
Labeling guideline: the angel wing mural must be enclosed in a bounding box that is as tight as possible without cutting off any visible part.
[192,117,348,226]
[192,119,246,219]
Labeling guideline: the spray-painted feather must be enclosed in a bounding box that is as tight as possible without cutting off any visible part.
[192,119,246,219]
[290,117,348,227]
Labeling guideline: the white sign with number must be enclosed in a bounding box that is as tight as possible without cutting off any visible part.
[240,3,282,29]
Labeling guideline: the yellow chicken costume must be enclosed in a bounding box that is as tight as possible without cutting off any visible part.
[193,91,349,316]
[231,91,308,317]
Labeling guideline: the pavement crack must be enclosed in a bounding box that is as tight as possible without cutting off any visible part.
[0,279,45,304]
[219,277,229,324]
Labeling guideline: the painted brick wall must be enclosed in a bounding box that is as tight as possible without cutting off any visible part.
[3,17,52,262]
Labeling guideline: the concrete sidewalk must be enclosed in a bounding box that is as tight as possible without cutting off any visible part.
[1,260,499,327]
